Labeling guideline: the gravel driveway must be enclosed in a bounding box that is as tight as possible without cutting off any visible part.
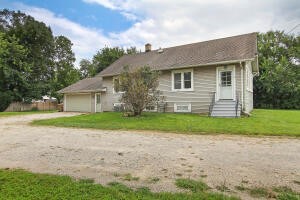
[0,113,299,199]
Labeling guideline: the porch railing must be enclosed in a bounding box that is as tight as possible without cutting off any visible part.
[208,92,216,117]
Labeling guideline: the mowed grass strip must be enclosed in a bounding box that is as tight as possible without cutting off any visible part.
[0,169,238,200]
[0,110,56,117]
[32,109,300,136]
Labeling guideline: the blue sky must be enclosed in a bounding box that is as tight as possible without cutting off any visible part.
[1,0,299,67]
[1,0,134,34]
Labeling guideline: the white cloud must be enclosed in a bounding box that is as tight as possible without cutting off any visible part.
[85,0,300,50]
[13,3,112,67]
[12,0,300,67]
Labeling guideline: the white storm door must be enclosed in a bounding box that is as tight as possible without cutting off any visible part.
[219,71,233,99]
[95,93,101,112]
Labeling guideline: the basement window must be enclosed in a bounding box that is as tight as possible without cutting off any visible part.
[174,103,191,112]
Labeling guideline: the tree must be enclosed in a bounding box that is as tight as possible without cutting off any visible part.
[0,32,29,111]
[79,59,95,78]
[254,31,300,109]
[116,66,160,116]
[0,9,55,100]
[92,47,125,74]
[126,46,140,55]
[51,36,80,102]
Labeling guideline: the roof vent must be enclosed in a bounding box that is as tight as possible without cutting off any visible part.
[145,43,151,52]
[157,47,164,53]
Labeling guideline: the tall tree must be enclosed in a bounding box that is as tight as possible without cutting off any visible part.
[0,9,55,99]
[92,47,125,74]
[79,46,139,78]
[51,36,80,102]
[79,59,95,78]
[254,31,300,109]
[0,32,29,111]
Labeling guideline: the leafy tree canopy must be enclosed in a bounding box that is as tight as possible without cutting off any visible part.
[254,31,300,109]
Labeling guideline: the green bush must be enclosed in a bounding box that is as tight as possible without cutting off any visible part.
[0,92,13,111]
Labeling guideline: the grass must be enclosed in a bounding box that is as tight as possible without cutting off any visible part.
[0,110,56,117]
[32,109,300,136]
[175,178,209,193]
[0,169,238,200]
[248,187,269,198]
[122,173,139,181]
[234,184,300,199]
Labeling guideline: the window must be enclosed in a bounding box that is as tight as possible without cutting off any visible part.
[144,104,157,112]
[96,94,101,104]
[174,73,181,89]
[172,69,193,91]
[184,72,191,88]
[113,103,125,112]
[174,103,191,112]
[113,77,124,93]
[220,71,232,87]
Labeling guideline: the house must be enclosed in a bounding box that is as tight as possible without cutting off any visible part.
[59,32,258,117]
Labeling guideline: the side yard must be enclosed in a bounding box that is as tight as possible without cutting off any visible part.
[32,109,300,136]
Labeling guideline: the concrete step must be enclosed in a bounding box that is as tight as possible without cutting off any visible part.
[213,105,237,109]
[214,100,236,105]
[211,100,241,117]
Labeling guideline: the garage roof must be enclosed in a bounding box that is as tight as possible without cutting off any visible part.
[58,77,105,94]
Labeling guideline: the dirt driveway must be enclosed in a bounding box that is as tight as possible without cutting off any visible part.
[0,113,299,198]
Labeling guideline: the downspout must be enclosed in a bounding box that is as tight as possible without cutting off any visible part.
[240,61,244,111]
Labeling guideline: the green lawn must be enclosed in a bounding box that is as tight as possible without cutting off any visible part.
[0,169,237,200]
[32,109,300,137]
[0,110,56,117]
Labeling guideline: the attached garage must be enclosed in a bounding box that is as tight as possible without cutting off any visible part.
[65,94,92,112]
[58,77,105,113]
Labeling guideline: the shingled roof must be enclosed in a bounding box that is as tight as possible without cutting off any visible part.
[58,77,105,94]
[98,32,257,77]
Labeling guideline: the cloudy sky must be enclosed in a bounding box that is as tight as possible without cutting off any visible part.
[1,0,300,66]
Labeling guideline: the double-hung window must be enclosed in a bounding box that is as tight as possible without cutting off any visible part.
[172,69,193,91]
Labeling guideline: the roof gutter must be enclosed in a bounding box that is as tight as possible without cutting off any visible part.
[99,58,256,77]
[58,88,107,94]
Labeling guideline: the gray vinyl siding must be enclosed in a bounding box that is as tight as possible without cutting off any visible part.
[101,76,121,111]
[158,66,216,113]
[101,64,243,114]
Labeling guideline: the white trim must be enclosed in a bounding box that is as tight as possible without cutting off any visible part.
[174,103,191,112]
[171,68,194,91]
[216,65,236,100]
[94,93,102,113]
[241,63,244,110]
[245,61,253,92]
[64,94,67,111]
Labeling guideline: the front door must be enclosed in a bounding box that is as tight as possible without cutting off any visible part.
[219,70,233,99]
[95,93,101,112]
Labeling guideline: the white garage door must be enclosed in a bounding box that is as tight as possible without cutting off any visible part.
[65,94,91,112]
